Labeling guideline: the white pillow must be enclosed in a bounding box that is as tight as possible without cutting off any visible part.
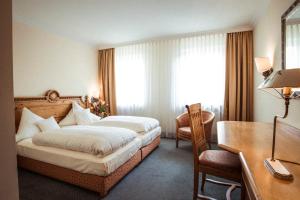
[16,107,43,142]
[36,117,60,132]
[59,102,84,126]
[74,109,101,125]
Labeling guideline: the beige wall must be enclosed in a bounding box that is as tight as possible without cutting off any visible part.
[13,21,98,97]
[0,0,19,199]
[254,0,300,129]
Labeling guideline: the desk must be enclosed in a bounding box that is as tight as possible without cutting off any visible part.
[217,121,300,200]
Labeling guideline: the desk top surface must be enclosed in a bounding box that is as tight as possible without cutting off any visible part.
[217,121,300,200]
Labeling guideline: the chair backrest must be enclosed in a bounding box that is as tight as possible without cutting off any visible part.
[186,103,208,165]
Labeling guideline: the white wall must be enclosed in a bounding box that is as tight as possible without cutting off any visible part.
[13,21,98,97]
[254,0,300,129]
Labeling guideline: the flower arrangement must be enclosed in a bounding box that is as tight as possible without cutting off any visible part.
[91,97,109,118]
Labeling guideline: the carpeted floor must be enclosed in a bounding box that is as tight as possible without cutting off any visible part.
[18,139,240,200]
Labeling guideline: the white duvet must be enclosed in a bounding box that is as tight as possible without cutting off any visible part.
[32,126,137,157]
[91,116,159,134]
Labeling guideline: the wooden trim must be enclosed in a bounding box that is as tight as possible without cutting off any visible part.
[217,143,240,154]
[14,95,87,102]
[281,0,300,69]
[239,152,261,200]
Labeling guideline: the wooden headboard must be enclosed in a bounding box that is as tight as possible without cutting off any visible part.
[14,90,89,132]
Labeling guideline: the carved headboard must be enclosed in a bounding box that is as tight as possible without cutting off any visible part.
[14,90,89,132]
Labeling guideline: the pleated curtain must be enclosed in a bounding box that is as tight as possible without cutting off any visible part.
[115,33,226,138]
[98,48,117,115]
[224,31,253,121]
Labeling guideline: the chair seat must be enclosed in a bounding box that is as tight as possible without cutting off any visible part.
[178,127,191,135]
[178,127,192,140]
[199,150,241,173]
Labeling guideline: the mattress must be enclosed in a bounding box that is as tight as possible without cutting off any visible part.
[138,126,161,147]
[17,138,142,176]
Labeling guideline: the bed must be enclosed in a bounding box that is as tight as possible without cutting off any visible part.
[15,90,161,197]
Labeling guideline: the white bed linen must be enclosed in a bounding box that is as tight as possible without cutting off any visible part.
[138,126,161,146]
[33,126,137,157]
[91,116,159,134]
[17,138,142,176]
[61,125,161,147]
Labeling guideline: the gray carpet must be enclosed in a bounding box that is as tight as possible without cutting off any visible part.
[18,139,240,200]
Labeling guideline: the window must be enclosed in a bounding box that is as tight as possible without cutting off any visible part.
[115,34,226,137]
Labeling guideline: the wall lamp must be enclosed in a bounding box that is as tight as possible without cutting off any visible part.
[255,57,273,79]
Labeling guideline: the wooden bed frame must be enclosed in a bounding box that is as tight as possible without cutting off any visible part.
[15,90,160,197]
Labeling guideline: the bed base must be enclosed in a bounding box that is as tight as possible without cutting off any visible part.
[141,136,160,159]
[18,136,160,197]
[18,150,141,197]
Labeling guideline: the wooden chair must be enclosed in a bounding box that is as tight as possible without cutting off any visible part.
[176,110,215,149]
[186,103,242,200]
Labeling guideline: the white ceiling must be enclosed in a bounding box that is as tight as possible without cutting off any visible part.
[13,0,270,48]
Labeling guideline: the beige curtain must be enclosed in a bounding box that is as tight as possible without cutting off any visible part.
[99,48,117,115]
[224,31,253,121]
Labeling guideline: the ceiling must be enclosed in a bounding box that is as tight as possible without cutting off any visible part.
[13,0,270,48]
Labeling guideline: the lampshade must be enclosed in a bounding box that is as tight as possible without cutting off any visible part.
[255,57,272,73]
[258,68,300,89]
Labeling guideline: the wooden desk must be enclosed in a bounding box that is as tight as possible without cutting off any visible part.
[217,121,300,200]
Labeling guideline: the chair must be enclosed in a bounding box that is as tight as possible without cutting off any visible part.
[176,110,215,149]
[186,103,242,200]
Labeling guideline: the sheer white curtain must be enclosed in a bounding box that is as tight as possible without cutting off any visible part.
[286,24,300,68]
[115,33,226,138]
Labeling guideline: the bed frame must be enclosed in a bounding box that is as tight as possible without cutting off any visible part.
[15,90,160,197]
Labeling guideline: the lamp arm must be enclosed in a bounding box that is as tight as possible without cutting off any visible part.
[273,88,285,99]
[271,97,290,161]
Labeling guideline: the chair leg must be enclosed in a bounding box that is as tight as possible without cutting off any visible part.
[241,179,246,200]
[201,173,206,191]
[193,170,199,200]
[176,135,179,148]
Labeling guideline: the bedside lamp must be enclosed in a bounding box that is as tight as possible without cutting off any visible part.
[255,57,273,79]
[258,68,300,180]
